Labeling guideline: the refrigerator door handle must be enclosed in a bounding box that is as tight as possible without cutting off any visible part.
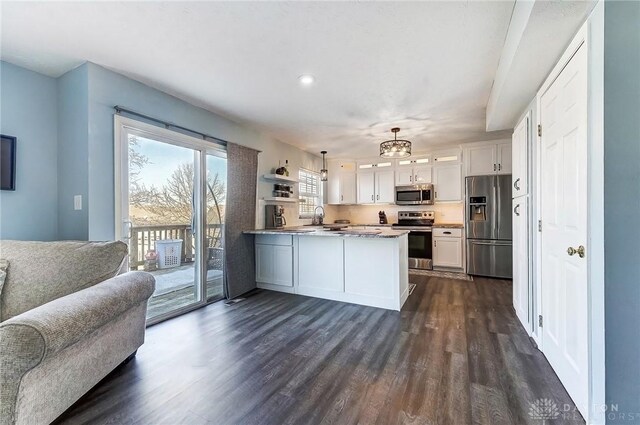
[491,177,500,239]
[469,240,513,246]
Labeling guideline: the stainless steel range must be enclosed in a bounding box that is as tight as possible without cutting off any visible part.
[392,211,434,270]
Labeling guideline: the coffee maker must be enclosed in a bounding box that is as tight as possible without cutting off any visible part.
[265,205,286,229]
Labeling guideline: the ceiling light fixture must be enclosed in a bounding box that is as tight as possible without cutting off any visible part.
[298,74,315,86]
[320,151,328,181]
[380,127,412,159]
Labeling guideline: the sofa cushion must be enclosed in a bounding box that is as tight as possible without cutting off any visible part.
[0,241,127,321]
[0,259,8,321]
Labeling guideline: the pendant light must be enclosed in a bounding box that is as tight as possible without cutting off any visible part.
[320,151,328,181]
[380,127,412,158]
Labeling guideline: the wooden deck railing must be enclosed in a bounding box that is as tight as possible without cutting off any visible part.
[130,224,223,270]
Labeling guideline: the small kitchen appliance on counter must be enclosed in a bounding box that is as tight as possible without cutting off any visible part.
[392,211,435,270]
[265,205,286,229]
[378,211,388,224]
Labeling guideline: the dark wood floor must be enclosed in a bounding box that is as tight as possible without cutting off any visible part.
[55,275,583,425]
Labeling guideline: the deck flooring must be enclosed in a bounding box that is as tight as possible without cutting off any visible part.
[54,275,583,425]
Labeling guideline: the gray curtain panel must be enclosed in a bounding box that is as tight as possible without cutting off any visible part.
[224,142,259,299]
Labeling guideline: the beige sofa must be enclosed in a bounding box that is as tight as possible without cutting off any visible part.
[0,240,155,425]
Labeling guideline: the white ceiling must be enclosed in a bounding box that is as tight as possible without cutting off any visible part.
[1,1,517,158]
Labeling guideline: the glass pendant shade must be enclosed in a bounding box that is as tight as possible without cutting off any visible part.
[320,151,328,181]
[380,127,412,158]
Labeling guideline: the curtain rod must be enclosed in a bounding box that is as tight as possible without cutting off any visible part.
[114,105,228,146]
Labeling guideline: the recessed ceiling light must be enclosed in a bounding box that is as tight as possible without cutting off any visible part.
[298,74,315,86]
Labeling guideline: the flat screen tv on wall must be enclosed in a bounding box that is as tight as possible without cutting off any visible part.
[1,135,16,191]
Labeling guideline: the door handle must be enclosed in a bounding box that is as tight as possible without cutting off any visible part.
[341,195,343,202]
[493,164,496,172]
[514,178,521,191]
[371,194,374,201]
[410,175,413,182]
[122,220,132,241]
[499,163,502,171]
[567,245,585,258]
[414,174,418,182]
[376,194,379,201]
[514,204,520,216]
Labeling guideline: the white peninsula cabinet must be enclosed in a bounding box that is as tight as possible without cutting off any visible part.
[255,235,293,290]
[250,230,409,311]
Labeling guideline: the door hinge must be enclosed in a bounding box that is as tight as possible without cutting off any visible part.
[537,124,542,137]
[538,220,542,232]
[538,315,543,327]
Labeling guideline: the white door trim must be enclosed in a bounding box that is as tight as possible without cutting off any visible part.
[534,14,605,424]
[113,114,226,325]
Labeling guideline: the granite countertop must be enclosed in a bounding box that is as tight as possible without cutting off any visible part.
[244,226,409,238]
[432,223,465,229]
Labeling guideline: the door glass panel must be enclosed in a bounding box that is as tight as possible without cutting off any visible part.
[205,152,226,301]
[126,133,200,321]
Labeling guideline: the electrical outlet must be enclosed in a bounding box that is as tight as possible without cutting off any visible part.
[74,195,82,211]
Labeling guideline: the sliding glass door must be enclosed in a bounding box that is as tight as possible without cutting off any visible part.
[115,116,226,324]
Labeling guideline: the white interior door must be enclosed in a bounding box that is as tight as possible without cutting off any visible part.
[540,43,588,416]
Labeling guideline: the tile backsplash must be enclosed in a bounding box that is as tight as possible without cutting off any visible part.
[323,202,464,225]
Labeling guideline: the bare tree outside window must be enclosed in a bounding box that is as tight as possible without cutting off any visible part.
[128,135,226,247]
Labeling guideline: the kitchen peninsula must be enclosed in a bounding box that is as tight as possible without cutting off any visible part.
[244,227,409,310]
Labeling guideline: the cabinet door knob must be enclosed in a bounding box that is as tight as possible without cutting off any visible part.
[514,204,520,216]
[514,178,521,191]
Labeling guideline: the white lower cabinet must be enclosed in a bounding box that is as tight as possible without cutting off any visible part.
[254,233,409,311]
[255,235,293,287]
[512,197,529,329]
[432,228,463,269]
[298,237,344,292]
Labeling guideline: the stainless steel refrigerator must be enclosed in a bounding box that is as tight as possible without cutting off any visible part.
[465,175,513,278]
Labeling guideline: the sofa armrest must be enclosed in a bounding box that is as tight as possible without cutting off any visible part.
[0,271,154,424]
[0,271,154,364]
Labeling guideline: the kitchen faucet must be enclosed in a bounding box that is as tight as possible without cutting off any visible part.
[312,206,325,226]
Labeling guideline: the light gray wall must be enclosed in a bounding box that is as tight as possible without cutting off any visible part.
[0,61,59,241]
[84,63,320,239]
[57,64,89,240]
[603,0,640,421]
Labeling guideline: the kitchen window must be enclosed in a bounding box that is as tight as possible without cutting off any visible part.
[299,169,322,218]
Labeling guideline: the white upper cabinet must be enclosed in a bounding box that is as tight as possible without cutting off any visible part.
[497,142,512,174]
[357,171,376,203]
[433,163,462,202]
[327,160,357,204]
[466,145,496,175]
[357,169,395,204]
[395,156,431,185]
[376,170,395,203]
[512,113,529,197]
[413,166,432,184]
[464,141,512,176]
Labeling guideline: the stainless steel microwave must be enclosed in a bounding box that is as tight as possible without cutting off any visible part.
[395,184,434,205]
